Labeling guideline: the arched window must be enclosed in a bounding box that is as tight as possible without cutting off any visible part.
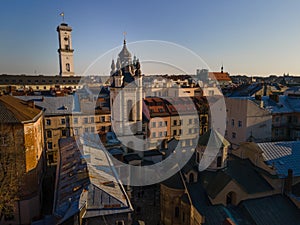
[226,191,236,205]
[127,100,133,121]
[66,63,70,72]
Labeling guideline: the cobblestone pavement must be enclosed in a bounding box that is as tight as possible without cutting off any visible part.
[130,184,161,225]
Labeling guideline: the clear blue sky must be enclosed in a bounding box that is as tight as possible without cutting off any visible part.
[0,0,299,76]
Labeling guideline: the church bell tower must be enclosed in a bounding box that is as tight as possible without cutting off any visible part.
[57,23,75,76]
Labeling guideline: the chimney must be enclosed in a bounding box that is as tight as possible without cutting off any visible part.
[284,169,293,194]
[27,100,35,109]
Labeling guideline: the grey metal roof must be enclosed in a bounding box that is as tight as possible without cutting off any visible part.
[200,157,273,198]
[241,195,300,225]
[54,137,132,223]
[257,141,300,178]
[16,95,80,115]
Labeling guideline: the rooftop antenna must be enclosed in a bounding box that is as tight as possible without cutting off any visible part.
[60,12,65,22]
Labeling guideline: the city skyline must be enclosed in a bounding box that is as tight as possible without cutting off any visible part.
[0,0,300,76]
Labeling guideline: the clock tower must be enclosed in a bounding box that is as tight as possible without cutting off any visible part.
[57,23,75,76]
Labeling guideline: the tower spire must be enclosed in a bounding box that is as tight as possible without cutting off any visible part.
[123,31,127,45]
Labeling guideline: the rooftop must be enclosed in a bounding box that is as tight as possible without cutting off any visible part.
[53,136,132,223]
[200,156,273,199]
[0,95,42,123]
[240,194,300,225]
[257,141,300,178]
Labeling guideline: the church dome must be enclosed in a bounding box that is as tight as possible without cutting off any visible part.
[118,39,132,59]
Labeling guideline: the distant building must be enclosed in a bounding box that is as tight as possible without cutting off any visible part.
[109,39,144,156]
[143,96,209,151]
[225,97,272,148]
[0,95,45,225]
[17,93,111,166]
[57,23,75,76]
[0,74,82,94]
[208,71,231,86]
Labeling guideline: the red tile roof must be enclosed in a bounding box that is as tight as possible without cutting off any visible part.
[209,72,231,82]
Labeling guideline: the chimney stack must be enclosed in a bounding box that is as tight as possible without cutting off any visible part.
[284,168,293,194]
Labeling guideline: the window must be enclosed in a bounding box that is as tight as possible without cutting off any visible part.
[175,207,180,218]
[152,122,156,128]
[91,127,95,133]
[173,120,177,126]
[159,121,163,127]
[189,128,193,134]
[84,117,88,124]
[217,156,222,167]
[173,130,177,136]
[189,118,193,124]
[61,118,66,125]
[179,129,182,135]
[152,132,156,138]
[101,126,106,131]
[275,129,279,137]
[179,119,183,126]
[48,154,54,164]
[74,128,79,136]
[62,130,67,137]
[85,128,89,133]
[231,119,234,127]
[0,136,7,146]
[66,63,70,72]
[196,151,200,163]
[73,118,78,124]
[165,121,168,126]
[127,100,133,121]
[90,117,94,123]
[46,130,52,138]
[159,132,163,137]
[232,132,236,139]
[47,142,53,149]
[238,121,242,127]
[46,119,51,126]
[101,116,105,122]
